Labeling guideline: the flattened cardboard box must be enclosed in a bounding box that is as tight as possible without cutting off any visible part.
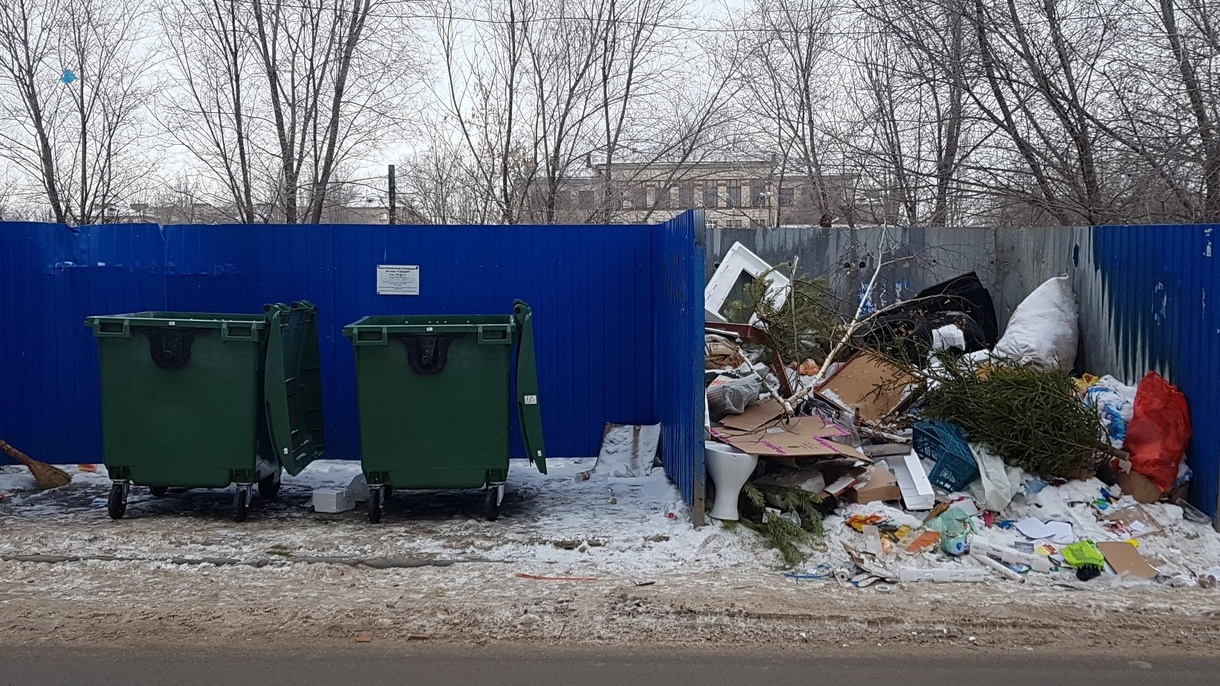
[817,351,916,423]
[720,398,785,433]
[848,463,902,504]
[1096,541,1159,579]
[712,416,866,460]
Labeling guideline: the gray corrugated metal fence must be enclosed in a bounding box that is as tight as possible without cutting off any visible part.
[704,223,1220,521]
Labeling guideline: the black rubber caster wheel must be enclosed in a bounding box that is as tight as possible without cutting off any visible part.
[149,486,168,498]
[107,483,126,520]
[233,486,250,522]
[368,487,383,524]
[258,470,281,500]
[484,488,500,522]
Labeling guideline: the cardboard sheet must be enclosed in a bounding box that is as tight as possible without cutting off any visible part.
[720,398,785,432]
[1102,505,1163,538]
[850,464,901,504]
[714,416,865,460]
[1097,541,1159,579]
[817,352,916,423]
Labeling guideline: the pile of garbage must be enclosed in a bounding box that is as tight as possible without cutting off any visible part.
[703,244,1216,587]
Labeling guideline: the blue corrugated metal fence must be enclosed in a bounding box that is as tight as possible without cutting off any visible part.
[0,215,707,511]
[1091,224,1220,519]
[653,211,708,523]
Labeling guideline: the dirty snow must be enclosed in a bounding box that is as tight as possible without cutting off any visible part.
[3,460,1220,651]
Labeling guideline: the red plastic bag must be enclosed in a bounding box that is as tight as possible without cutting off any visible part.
[1123,371,1191,492]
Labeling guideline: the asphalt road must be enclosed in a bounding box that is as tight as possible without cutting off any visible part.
[0,644,1211,685]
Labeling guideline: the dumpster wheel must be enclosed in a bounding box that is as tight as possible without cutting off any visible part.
[107,482,127,520]
[258,470,281,500]
[149,486,167,498]
[233,485,251,522]
[368,487,383,524]
[484,486,503,522]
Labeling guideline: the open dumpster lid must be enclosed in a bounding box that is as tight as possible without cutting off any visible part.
[263,301,326,475]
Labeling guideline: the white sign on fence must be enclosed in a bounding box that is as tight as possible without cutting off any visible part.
[376,265,420,295]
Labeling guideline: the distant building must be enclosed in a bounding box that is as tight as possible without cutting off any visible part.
[119,199,428,225]
[521,159,862,227]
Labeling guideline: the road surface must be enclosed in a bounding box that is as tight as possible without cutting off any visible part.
[0,644,1208,685]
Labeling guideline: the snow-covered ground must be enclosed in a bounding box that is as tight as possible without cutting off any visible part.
[3,459,1220,651]
[0,459,760,576]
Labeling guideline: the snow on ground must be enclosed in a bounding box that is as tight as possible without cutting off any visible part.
[4,459,1220,650]
[0,459,768,577]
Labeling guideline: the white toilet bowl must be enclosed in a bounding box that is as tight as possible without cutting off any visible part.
[705,441,759,521]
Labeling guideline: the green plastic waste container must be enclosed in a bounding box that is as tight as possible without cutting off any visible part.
[343,300,546,523]
[85,301,325,521]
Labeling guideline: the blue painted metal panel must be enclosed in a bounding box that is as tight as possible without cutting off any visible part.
[1092,224,1220,519]
[652,211,707,519]
[0,222,167,464]
[0,221,659,465]
[164,222,658,461]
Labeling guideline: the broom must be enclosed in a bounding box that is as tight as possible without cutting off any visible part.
[0,438,72,489]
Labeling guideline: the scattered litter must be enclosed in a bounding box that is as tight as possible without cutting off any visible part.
[926,507,975,555]
[971,550,1025,581]
[1102,505,1162,538]
[970,536,1052,573]
[899,529,940,554]
[1061,540,1106,581]
[696,259,1217,591]
[1014,518,1075,545]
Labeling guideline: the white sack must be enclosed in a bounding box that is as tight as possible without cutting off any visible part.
[994,276,1078,370]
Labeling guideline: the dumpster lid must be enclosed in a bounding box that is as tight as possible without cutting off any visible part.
[263,302,326,475]
[86,311,268,328]
[513,301,547,475]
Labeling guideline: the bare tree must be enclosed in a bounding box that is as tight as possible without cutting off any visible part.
[848,0,980,226]
[0,0,154,225]
[161,0,419,223]
[1146,0,1219,220]
[733,0,845,227]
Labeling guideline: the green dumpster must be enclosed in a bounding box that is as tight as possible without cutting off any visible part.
[343,300,546,523]
[85,301,325,521]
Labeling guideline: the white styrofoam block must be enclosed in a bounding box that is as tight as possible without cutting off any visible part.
[312,488,355,513]
[879,451,937,511]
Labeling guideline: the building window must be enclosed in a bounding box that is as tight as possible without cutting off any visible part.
[579,190,594,209]
[679,182,694,207]
[703,184,719,208]
[658,185,674,209]
[631,186,646,209]
[727,180,741,208]
[751,180,767,207]
[724,219,744,229]
[778,187,794,207]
